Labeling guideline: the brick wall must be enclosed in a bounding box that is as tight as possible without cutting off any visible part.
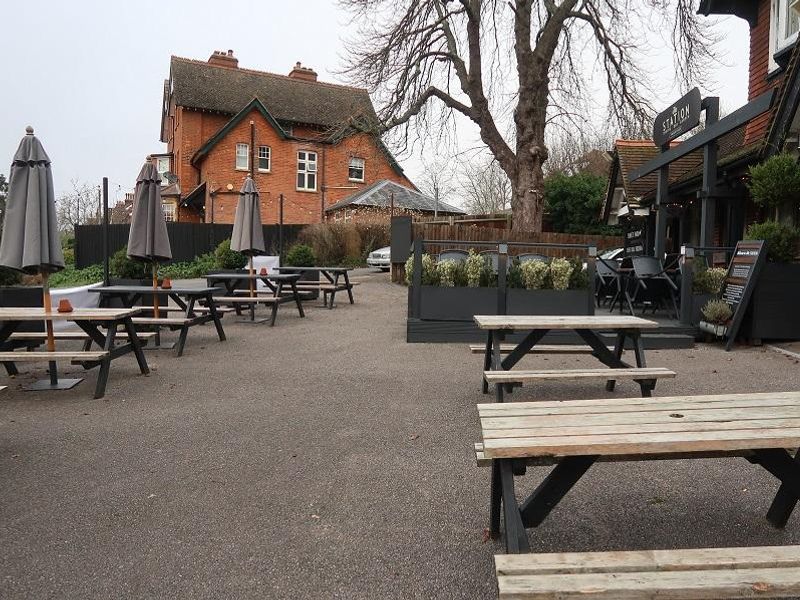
[189,106,412,225]
[745,0,784,144]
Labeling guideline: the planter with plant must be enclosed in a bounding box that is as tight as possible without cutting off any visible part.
[698,298,733,338]
[689,262,727,325]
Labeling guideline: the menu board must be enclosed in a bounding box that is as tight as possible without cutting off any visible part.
[718,240,766,351]
[624,227,645,257]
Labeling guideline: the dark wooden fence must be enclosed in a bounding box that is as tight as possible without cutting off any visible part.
[74,223,304,268]
[411,223,623,250]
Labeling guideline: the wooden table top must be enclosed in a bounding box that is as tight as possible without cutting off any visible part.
[478,391,800,459]
[0,307,142,321]
[205,273,300,281]
[274,266,353,272]
[473,315,659,330]
[90,286,222,295]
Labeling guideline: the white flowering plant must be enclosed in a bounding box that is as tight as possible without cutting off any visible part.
[549,257,574,291]
[436,259,459,287]
[404,253,438,285]
[465,249,485,287]
[520,260,549,289]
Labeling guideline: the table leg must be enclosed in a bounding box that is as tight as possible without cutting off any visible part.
[205,294,226,342]
[290,282,305,317]
[499,459,530,553]
[328,272,340,309]
[344,271,354,304]
[0,321,20,376]
[490,459,502,538]
[482,332,492,394]
[121,317,150,376]
[269,285,281,326]
[519,455,598,528]
[490,330,505,402]
[94,326,118,399]
[754,448,800,528]
[629,331,654,397]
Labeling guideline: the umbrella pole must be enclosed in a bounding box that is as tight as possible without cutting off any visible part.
[249,256,255,321]
[42,272,58,386]
[152,262,159,319]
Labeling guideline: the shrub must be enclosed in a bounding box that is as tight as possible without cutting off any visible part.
[549,258,574,291]
[701,299,733,325]
[747,153,800,209]
[214,238,247,269]
[692,265,727,294]
[745,220,799,263]
[465,250,485,287]
[110,247,149,279]
[354,223,390,256]
[521,260,549,289]
[507,262,523,289]
[568,257,588,290]
[437,259,458,287]
[285,243,316,267]
[404,253,438,286]
[0,267,21,286]
[62,246,75,267]
[49,264,104,288]
[160,253,217,279]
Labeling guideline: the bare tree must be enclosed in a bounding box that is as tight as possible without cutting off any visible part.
[417,158,459,215]
[56,179,100,233]
[341,0,718,231]
[461,156,512,214]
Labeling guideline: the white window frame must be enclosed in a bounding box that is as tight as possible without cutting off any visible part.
[162,201,176,222]
[155,156,170,181]
[770,0,800,70]
[348,157,365,182]
[235,143,249,171]
[297,150,318,192]
[257,145,271,172]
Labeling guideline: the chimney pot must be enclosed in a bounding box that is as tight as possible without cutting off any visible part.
[288,61,318,82]
[208,49,238,68]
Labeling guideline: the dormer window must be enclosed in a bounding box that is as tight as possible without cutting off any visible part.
[770,0,800,70]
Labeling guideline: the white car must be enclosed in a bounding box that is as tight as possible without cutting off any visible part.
[367,246,391,271]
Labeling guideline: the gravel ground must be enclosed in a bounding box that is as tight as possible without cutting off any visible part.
[1,269,800,599]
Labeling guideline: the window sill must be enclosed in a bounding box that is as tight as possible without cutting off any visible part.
[348,178,365,183]
[296,188,318,193]
[235,167,250,172]
[258,169,271,173]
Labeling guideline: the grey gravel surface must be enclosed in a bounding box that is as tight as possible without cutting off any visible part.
[2,270,800,599]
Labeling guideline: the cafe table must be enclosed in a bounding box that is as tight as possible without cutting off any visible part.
[0,307,148,398]
[273,266,355,308]
[91,286,226,356]
[205,273,305,323]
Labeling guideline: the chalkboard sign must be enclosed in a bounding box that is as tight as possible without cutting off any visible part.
[624,226,645,257]
[718,240,767,351]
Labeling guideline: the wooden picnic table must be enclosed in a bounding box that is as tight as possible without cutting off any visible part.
[205,273,305,325]
[91,286,226,356]
[273,266,355,308]
[477,390,800,553]
[474,315,670,400]
[0,307,148,398]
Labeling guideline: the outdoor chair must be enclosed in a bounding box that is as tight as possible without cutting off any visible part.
[438,249,469,263]
[629,255,679,318]
[595,257,620,308]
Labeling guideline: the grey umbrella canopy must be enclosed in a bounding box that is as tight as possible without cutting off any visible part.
[230,176,265,255]
[127,161,172,262]
[0,127,64,274]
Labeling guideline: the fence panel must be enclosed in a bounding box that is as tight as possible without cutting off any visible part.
[75,223,303,268]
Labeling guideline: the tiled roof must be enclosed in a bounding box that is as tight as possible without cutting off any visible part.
[325,180,466,214]
[169,56,378,128]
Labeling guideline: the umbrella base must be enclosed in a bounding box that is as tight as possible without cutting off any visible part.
[26,378,83,391]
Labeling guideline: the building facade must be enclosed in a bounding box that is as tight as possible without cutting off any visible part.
[156,51,414,224]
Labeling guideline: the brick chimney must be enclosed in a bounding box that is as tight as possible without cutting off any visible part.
[288,62,318,82]
[208,49,238,68]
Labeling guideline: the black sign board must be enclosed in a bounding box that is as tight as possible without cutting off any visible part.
[624,226,645,257]
[718,240,767,351]
[653,88,702,147]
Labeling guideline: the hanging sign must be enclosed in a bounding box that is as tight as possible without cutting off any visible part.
[653,88,702,147]
[624,226,645,257]
[718,240,767,351]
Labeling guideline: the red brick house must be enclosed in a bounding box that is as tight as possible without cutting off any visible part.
[157,50,414,224]
[603,0,800,251]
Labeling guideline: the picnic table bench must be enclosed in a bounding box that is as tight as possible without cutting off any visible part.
[494,546,800,599]
[91,286,226,357]
[477,391,800,553]
[0,307,149,398]
[475,315,674,399]
[206,273,304,325]
[274,266,355,308]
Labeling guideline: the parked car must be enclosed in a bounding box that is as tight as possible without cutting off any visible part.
[367,246,391,271]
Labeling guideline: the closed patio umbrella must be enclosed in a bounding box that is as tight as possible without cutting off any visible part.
[0,126,78,390]
[127,159,171,320]
[230,176,265,300]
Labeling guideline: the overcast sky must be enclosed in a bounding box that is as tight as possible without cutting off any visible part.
[0,0,750,205]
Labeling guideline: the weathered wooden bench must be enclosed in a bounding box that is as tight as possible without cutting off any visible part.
[483,367,676,397]
[493,546,800,599]
[0,351,109,363]
[469,344,611,354]
[9,331,156,342]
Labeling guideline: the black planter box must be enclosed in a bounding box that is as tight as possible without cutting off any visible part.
[741,262,800,341]
[690,293,715,326]
[507,289,590,316]
[0,286,45,333]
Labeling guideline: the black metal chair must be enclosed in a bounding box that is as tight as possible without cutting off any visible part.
[595,257,621,309]
[517,253,549,264]
[629,256,679,318]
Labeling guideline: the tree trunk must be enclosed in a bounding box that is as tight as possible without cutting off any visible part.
[511,155,545,232]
